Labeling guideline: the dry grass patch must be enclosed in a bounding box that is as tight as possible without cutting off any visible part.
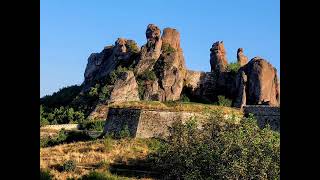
[40,128,59,139]
[109,101,242,115]
[40,138,157,179]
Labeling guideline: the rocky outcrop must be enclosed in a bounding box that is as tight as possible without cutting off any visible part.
[237,48,248,67]
[82,38,140,93]
[210,41,228,73]
[77,24,280,120]
[108,71,140,103]
[234,57,280,107]
[233,71,247,109]
[135,24,162,75]
[155,28,187,101]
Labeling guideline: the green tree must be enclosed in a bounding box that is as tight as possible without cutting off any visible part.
[152,111,280,180]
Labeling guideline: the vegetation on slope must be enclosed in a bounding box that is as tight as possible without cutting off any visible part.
[150,112,280,179]
[40,109,279,180]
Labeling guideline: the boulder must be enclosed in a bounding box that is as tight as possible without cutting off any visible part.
[210,41,228,73]
[237,48,248,67]
[108,71,140,103]
[234,57,280,107]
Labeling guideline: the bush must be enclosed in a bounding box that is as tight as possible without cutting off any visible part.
[41,106,85,125]
[79,121,105,131]
[180,94,190,102]
[161,43,176,54]
[40,129,94,148]
[151,111,280,180]
[136,70,157,99]
[62,160,77,172]
[227,62,241,74]
[217,95,232,107]
[99,86,110,101]
[119,124,131,139]
[40,169,52,180]
[126,41,139,54]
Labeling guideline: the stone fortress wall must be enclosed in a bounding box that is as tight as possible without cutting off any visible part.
[243,105,280,132]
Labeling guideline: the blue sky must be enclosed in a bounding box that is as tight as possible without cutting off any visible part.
[40,0,280,97]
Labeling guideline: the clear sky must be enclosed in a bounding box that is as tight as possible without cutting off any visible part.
[40,0,280,97]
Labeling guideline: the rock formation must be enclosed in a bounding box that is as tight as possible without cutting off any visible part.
[78,24,280,118]
[82,38,140,93]
[155,28,187,101]
[234,57,280,107]
[108,71,140,103]
[210,41,228,73]
[135,24,162,75]
[237,48,248,67]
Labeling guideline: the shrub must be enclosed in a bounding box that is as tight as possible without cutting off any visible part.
[151,111,280,179]
[89,84,100,97]
[40,169,52,180]
[227,62,241,74]
[217,95,232,107]
[108,66,131,85]
[99,86,110,101]
[126,41,139,54]
[161,43,176,54]
[104,136,114,152]
[136,70,157,99]
[180,94,190,102]
[80,121,105,131]
[41,106,85,125]
[40,129,94,148]
[119,124,131,139]
[62,160,77,172]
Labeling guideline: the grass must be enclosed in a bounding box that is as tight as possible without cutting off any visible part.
[109,101,242,115]
[40,138,160,180]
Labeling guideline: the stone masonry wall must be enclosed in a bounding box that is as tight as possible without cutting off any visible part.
[103,108,208,138]
[243,105,280,132]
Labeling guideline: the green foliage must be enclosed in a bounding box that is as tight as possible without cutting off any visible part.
[104,136,114,152]
[108,66,131,85]
[180,94,190,102]
[151,111,280,180]
[40,129,94,148]
[62,160,77,172]
[136,80,145,100]
[227,62,241,74]
[79,121,105,131]
[88,84,100,97]
[119,124,131,139]
[40,169,53,180]
[136,70,157,99]
[99,85,110,101]
[40,85,82,108]
[161,43,176,54]
[40,106,50,127]
[138,70,157,81]
[217,95,232,107]
[40,106,86,125]
[126,41,139,54]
